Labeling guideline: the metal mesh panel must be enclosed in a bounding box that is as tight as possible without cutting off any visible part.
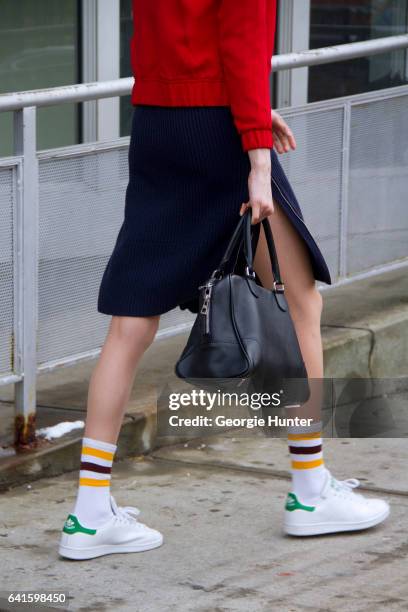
[347,94,408,274]
[38,144,196,366]
[38,146,129,365]
[0,166,14,378]
[35,89,408,368]
[279,107,344,282]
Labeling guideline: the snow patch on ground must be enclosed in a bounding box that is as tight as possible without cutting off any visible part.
[37,420,84,440]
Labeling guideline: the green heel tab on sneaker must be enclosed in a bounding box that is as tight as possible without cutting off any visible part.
[63,515,97,535]
[285,493,315,512]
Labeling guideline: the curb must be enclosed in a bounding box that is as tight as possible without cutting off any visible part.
[0,411,156,492]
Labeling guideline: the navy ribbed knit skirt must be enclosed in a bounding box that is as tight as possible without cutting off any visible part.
[97,106,331,316]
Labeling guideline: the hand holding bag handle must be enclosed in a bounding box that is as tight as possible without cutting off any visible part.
[214,209,285,293]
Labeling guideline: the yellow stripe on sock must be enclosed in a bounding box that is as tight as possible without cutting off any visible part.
[287,431,321,441]
[291,458,324,470]
[82,447,114,461]
[79,477,111,487]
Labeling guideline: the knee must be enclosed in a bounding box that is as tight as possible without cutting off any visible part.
[109,315,160,353]
[286,285,323,327]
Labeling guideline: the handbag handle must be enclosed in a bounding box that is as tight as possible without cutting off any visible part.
[217,214,246,274]
[215,210,284,291]
[244,211,284,291]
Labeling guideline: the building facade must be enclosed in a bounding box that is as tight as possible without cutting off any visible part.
[1,0,407,156]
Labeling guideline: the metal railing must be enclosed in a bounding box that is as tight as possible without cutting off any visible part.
[1,34,408,110]
[0,35,407,446]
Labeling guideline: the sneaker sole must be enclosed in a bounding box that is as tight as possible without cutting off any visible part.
[59,535,163,560]
[284,506,390,536]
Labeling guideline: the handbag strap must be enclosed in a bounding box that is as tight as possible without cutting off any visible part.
[215,210,284,291]
[217,214,246,274]
[244,211,284,289]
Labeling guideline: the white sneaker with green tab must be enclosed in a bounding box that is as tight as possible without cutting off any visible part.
[284,469,390,536]
[59,497,163,560]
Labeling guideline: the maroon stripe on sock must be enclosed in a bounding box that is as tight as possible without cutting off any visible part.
[80,461,112,474]
[289,445,322,455]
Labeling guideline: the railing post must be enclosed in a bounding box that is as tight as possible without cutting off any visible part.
[339,101,351,279]
[13,106,39,449]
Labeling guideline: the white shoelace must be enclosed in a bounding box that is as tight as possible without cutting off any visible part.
[337,478,360,490]
[116,506,141,522]
[111,497,143,526]
[329,476,362,499]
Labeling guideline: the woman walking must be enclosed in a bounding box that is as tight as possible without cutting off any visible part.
[59,0,389,560]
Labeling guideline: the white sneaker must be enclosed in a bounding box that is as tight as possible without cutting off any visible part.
[284,469,390,536]
[59,497,163,560]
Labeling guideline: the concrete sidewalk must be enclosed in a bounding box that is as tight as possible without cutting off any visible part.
[0,435,407,612]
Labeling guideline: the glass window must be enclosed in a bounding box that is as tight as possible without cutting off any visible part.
[309,0,408,102]
[120,0,133,137]
[0,0,80,156]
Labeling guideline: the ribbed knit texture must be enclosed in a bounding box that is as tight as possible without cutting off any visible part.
[97,106,331,317]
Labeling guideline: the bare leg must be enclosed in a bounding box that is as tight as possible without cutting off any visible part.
[253,202,390,535]
[59,313,165,557]
[85,315,160,444]
[61,314,161,528]
[253,198,326,502]
[253,198,324,417]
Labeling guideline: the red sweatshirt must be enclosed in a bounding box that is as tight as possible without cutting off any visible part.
[130,0,277,152]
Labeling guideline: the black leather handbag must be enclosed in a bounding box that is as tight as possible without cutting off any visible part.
[175,210,310,406]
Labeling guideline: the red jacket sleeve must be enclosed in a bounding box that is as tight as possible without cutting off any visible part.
[217,0,276,152]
